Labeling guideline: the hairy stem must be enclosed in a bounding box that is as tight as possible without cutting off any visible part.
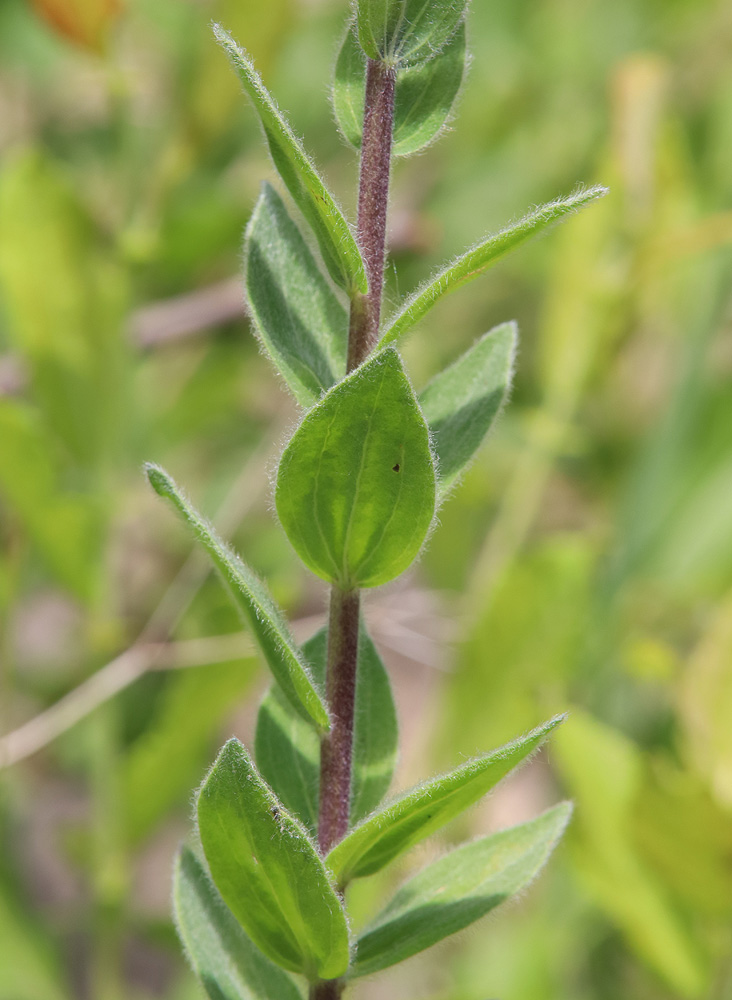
[347,58,396,371]
[317,586,361,855]
[312,56,396,1000]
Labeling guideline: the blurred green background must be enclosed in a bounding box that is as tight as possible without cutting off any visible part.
[1,0,731,997]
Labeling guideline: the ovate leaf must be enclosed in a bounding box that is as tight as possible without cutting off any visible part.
[333,24,466,157]
[419,322,516,494]
[198,740,350,980]
[214,24,366,294]
[327,715,565,885]
[245,184,348,406]
[173,847,303,1000]
[145,465,329,731]
[351,802,572,977]
[275,349,436,589]
[379,186,608,348]
[256,623,398,833]
[355,0,467,67]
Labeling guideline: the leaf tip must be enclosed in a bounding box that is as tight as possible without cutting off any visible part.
[198,737,248,803]
[557,798,574,820]
[144,461,173,499]
[572,183,609,208]
[548,799,574,841]
[211,21,230,46]
[219,735,247,761]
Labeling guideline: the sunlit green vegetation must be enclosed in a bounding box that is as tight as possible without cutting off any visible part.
[1,0,731,997]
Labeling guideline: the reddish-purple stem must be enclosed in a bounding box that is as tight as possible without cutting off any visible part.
[312,52,396,1000]
[347,58,396,372]
[317,587,360,855]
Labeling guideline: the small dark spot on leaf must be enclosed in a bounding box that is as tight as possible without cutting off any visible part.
[392,463,400,472]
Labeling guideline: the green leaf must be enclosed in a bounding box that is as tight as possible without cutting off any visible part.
[333,24,466,157]
[351,802,572,977]
[275,349,436,589]
[173,847,304,1000]
[347,627,400,822]
[145,464,329,731]
[214,24,366,294]
[355,0,467,67]
[379,186,608,349]
[326,715,565,885]
[255,623,398,833]
[419,322,517,495]
[245,183,348,406]
[197,739,350,980]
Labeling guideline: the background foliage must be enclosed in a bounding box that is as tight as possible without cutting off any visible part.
[0,0,731,997]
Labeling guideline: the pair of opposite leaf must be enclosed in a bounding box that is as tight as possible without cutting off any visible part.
[176,725,572,990]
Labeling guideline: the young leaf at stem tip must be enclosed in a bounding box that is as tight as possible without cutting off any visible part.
[255,623,398,834]
[173,846,303,1000]
[355,0,467,68]
[334,22,466,157]
[378,185,609,348]
[214,23,366,294]
[245,183,348,407]
[419,321,517,495]
[145,464,329,731]
[350,802,573,978]
[326,714,566,886]
[275,348,436,589]
[197,739,350,981]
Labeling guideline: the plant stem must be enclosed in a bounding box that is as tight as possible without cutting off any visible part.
[312,56,396,1000]
[317,586,361,856]
[318,50,396,860]
[347,57,396,371]
[309,980,343,1000]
